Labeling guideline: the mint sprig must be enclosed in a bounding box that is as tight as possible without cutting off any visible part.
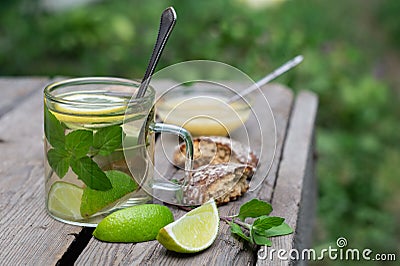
[44,105,125,191]
[221,199,293,246]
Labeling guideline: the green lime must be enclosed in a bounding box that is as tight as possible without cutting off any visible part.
[93,204,174,243]
[80,170,138,218]
[47,181,84,221]
[156,199,219,253]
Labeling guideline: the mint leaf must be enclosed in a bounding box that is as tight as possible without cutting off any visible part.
[47,148,70,178]
[264,222,293,238]
[65,130,93,158]
[93,125,123,156]
[251,229,273,246]
[230,222,251,242]
[252,216,284,234]
[237,199,273,221]
[225,199,294,247]
[70,156,112,191]
[250,220,291,246]
[44,105,65,148]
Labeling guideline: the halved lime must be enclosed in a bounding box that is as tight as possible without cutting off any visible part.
[156,199,219,253]
[93,204,174,243]
[47,181,84,221]
[80,170,138,218]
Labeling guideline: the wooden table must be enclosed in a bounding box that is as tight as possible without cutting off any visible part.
[0,77,318,265]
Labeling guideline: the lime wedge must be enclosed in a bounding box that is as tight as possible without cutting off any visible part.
[156,199,219,253]
[80,170,138,218]
[47,181,84,221]
[93,204,174,243]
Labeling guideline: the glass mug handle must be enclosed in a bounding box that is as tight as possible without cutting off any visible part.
[149,122,194,204]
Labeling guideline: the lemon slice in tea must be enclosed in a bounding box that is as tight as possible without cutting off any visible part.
[51,93,127,126]
[47,181,83,221]
[156,199,219,253]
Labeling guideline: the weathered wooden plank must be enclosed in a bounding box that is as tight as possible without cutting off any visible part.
[247,83,294,193]
[0,78,83,265]
[0,78,318,265]
[256,91,318,266]
[0,77,47,117]
[75,84,294,265]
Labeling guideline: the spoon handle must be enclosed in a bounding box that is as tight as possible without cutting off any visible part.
[136,7,177,99]
[228,55,304,103]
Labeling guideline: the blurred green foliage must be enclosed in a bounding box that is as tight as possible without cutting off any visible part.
[1,0,399,261]
[378,0,400,47]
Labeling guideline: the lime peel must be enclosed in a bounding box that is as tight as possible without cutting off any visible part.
[93,204,174,243]
[156,198,219,253]
[80,170,138,218]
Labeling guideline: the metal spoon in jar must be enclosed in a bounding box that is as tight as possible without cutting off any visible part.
[135,6,177,99]
[227,55,304,103]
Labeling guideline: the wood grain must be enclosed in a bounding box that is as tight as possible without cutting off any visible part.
[0,78,83,265]
[0,77,317,265]
[0,77,48,117]
[256,91,318,266]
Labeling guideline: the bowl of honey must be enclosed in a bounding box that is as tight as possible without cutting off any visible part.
[156,81,254,136]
